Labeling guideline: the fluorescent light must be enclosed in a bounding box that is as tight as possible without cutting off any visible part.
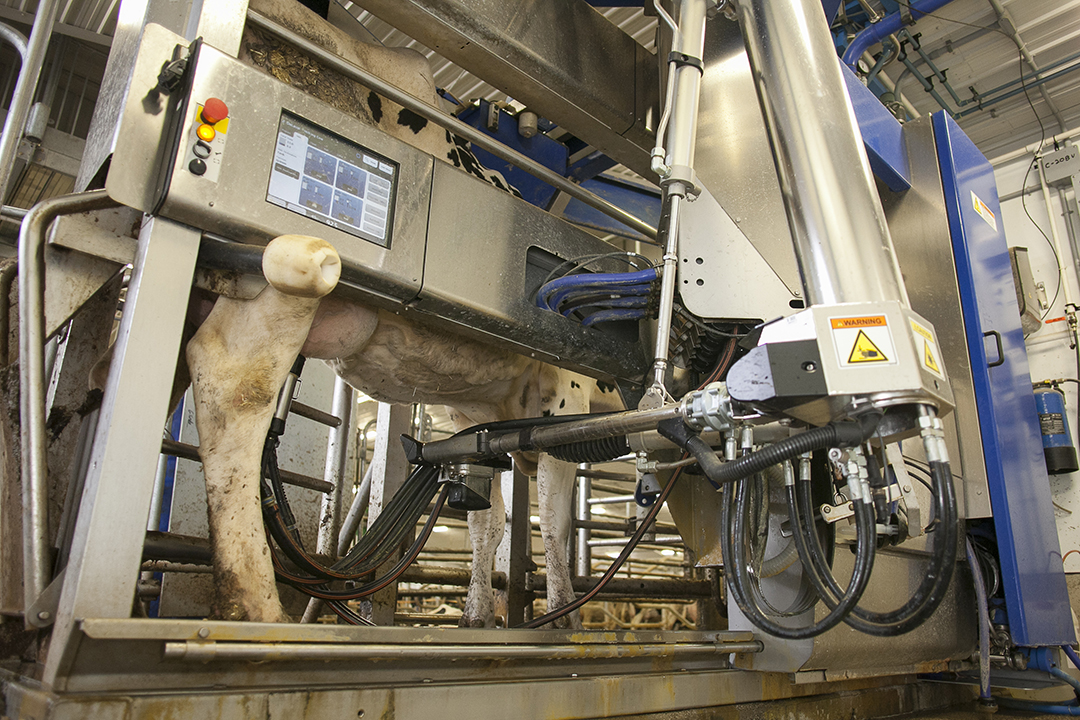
[606,550,622,558]
[432,525,450,533]
[530,515,541,523]
[592,506,607,515]
[660,549,676,556]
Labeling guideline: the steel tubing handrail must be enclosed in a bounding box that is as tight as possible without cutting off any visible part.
[244,9,657,242]
[19,189,119,615]
[164,639,763,662]
[0,0,60,202]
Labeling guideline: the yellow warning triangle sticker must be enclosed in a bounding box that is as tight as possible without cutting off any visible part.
[924,339,940,374]
[848,330,889,363]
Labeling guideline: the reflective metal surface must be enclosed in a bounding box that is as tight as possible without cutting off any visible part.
[416,162,647,382]
[352,0,658,179]
[882,116,988,518]
[44,217,200,685]
[734,0,908,308]
[0,0,58,201]
[75,0,196,190]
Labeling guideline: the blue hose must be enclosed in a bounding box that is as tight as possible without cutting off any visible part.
[548,282,654,314]
[537,267,658,311]
[562,296,648,317]
[841,0,959,71]
[995,699,1080,715]
[992,647,1080,714]
[1065,645,1080,673]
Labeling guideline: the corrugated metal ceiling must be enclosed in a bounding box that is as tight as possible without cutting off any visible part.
[2,0,1078,161]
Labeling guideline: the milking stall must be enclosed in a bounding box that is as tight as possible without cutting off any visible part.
[4,0,1080,717]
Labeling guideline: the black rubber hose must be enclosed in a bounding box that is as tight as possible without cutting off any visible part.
[547,435,631,463]
[793,458,957,635]
[724,471,876,640]
[657,419,729,482]
[660,414,881,487]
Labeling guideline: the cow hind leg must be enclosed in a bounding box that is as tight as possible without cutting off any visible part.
[537,454,582,630]
[460,483,506,627]
[187,235,340,623]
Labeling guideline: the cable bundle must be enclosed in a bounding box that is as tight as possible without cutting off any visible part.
[535,259,659,326]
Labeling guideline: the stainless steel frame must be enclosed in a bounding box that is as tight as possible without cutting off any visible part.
[0,0,57,202]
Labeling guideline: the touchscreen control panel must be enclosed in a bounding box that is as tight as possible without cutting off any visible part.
[267,111,398,247]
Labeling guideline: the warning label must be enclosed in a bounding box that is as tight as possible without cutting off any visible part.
[831,316,897,368]
[910,319,945,379]
[971,190,998,232]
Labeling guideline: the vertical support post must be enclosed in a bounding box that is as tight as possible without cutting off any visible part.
[43,217,199,687]
[302,375,353,623]
[494,467,531,627]
[366,402,412,625]
[575,465,591,578]
[0,0,58,202]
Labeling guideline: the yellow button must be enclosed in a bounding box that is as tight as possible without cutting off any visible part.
[196,124,216,142]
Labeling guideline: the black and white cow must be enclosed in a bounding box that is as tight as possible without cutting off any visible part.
[185,0,623,627]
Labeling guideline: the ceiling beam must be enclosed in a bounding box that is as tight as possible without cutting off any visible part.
[0,5,112,48]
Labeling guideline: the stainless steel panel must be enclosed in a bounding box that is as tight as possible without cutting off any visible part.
[76,0,197,190]
[694,20,803,297]
[352,0,658,179]
[44,217,200,687]
[149,40,433,304]
[883,117,990,518]
[678,185,799,320]
[416,162,648,383]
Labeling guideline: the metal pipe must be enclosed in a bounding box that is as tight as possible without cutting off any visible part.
[164,639,763,662]
[0,22,28,60]
[736,0,909,308]
[986,0,1067,132]
[648,0,707,393]
[0,0,59,202]
[1037,157,1073,308]
[956,61,1080,119]
[290,400,342,427]
[245,9,657,242]
[337,463,373,556]
[19,189,117,614]
[303,376,353,624]
[575,466,591,577]
[587,535,685,548]
[161,438,333,493]
[588,494,636,505]
[841,0,958,71]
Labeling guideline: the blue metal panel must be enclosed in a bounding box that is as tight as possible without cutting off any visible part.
[455,101,568,208]
[933,112,1074,647]
[561,174,660,241]
[842,64,910,192]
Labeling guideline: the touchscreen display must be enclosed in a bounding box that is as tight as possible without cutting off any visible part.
[267,111,398,247]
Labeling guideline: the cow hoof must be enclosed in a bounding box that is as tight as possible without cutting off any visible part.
[458,615,491,629]
[263,235,341,298]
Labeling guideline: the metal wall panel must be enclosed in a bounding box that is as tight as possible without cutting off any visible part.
[934,111,1075,647]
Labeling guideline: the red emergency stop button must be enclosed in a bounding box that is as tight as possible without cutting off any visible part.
[201,97,228,125]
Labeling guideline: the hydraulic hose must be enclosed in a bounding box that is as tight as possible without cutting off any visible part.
[791,453,958,635]
[658,413,881,487]
[723,472,876,639]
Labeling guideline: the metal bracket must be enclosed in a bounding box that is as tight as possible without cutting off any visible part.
[820,484,902,524]
[886,443,921,537]
[25,567,65,628]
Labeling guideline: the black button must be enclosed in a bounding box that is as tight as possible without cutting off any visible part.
[188,158,207,175]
